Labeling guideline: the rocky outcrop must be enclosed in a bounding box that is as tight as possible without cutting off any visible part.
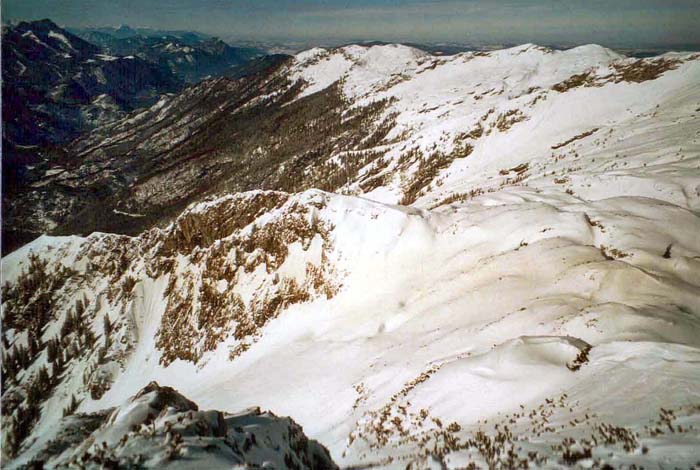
[9,381,337,469]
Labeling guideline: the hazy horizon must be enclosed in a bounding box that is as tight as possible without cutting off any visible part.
[4,0,700,49]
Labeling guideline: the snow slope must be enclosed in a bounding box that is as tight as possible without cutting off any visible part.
[290,43,700,210]
[2,43,700,468]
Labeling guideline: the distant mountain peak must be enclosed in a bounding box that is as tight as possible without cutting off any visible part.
[16,18,60,32]
[115,24,136,33]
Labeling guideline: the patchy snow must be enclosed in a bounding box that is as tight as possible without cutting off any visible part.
[113,209,146,218]
[43,168,66,177]
[48,30,76,52]
[21,30,53,51]
[284,43,700,213]
[96,54,118,62]
[290,43,428,99]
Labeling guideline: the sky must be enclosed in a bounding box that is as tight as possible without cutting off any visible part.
[3,0,700,47]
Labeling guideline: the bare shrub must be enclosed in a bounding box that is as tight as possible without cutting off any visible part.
[494,109,527,131]
[400,151,451,204]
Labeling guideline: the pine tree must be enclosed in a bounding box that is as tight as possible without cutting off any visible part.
[97,347,107,364]
[47,337,60,363]
[68,341,79,360]
[84,330,96,349]
[60,311,75,337]
[17,343,30,369]
[6,416,20,457]
[37,365,50,388]
[55,348,65,371]
[26,378,41,407]
[63,394,79,417]
[75,299,85,320]
[28,335,39,359]
[51,358,64,383]
[2,363,14,388]
[103,314,112,338]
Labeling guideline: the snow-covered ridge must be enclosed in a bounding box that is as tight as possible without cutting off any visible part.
[290,42,624,103]
[282,43,700,209]
[3,43,700,468]
[4,180,700,466]
[10,41,698,241]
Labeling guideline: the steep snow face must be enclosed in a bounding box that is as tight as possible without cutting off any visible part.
[3,44,700,469]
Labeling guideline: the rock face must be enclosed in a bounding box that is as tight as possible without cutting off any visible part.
[2,42,700,469]
[7,381,337,469]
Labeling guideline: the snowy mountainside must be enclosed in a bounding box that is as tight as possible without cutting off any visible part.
[2,43,700,468]
[290,43,700,208]
[7,42,699,249]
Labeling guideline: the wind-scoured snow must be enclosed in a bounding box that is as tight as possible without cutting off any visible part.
[287,43,700,208]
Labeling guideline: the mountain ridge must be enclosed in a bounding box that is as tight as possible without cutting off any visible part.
[1,18,182,147]
[68,25,263,83]
[4,41,697,251]
[2,40,700,468]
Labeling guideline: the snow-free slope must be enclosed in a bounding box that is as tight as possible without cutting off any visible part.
[2,44,700,468]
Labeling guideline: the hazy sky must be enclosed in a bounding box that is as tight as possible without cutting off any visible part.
[4,0,700,46]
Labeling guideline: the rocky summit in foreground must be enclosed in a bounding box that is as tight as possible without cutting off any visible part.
[6,381,336,469]
[2,42,700,468]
